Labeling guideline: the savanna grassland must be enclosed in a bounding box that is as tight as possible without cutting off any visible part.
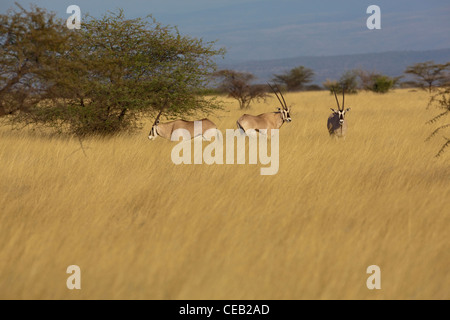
[0,89,448,300]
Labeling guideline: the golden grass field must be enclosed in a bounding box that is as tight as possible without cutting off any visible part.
[0,89,448,300]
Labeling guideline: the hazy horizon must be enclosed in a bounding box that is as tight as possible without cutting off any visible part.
[1,0,449,62]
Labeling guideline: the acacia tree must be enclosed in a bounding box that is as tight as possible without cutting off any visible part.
[405,61,450,93]
[272,66,314,91]
[213,70,268,109]
[0,4,70,117]
[2,6,224,135]
[426,84,450,157]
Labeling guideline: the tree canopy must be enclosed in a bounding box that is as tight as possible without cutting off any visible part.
[1,5,225,135]
[0,4,70,116]
[272,66,314,91]
[213,70,268,109]
[405,61,450,93]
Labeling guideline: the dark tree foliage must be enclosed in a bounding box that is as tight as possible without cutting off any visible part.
[1,5,224,135]
[0,4,70,117]
[272,66,314,91]
[213,70,268,109]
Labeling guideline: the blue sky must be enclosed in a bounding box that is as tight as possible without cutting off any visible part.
[1,0,449,62]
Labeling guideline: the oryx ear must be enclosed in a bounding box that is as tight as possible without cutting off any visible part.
[278,107,281,111]
[155,120,160,124]
[345,108,351,112]
[330,108,337,113]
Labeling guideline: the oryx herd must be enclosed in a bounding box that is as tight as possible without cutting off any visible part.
[148,85,351,140]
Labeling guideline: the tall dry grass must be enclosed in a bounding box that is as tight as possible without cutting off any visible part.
[0,89,448,299]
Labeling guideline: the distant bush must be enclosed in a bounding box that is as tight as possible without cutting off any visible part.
[398,81,419,89]
[322,71,358,94]
[322,79,339,93]
[354,69,399,93]
[339,71,359,94]
[213,70,269,109]
[304,84,323,91]
[372,75,395,93]
[272,66,315,91]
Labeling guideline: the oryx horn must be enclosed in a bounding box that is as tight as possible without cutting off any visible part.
[154,109,163,124]
[268,83,288,110]
[342,86,345,110]
[333,88,341,111]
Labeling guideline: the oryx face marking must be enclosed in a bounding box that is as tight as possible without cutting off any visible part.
[148,120,159,140]
[330,109,350,126]
[278,107,292,123]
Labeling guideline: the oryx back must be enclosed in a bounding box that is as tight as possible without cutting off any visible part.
[149,117,217,140]
[237,112,284,133]
[236,84,292,135]
[173,118,217,139]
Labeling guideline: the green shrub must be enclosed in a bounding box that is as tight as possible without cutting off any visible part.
[372,75,395,93]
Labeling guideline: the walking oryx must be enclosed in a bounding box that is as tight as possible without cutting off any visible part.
[236,84,291,135]
[148,110,218,140]
[327,88,351,138]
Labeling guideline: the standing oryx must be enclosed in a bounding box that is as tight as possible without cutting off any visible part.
[236,84,292,135]
[148,110,218,140]
[327,88,351,138]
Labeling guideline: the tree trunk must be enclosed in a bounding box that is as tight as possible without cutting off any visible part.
[118,108,127,122]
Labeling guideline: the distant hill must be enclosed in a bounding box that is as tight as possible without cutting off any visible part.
[218,48,450,85]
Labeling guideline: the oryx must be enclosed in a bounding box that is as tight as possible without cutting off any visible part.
[327,88,351,138]
[236,84,291,135]
[148,110,218,140]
